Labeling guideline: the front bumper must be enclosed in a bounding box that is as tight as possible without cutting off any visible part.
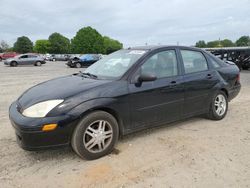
[66,60,74,67]
[9,102,78,150]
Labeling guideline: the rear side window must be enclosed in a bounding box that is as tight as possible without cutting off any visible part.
[181,50,208,74]
[28,55,37,58]
[209,57,221,68]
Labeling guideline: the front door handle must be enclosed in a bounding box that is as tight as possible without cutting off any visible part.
[170,81,177,88]
[160,81,177,92]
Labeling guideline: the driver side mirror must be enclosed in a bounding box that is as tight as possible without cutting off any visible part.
[135,73,157,87]
[138,73,157,82]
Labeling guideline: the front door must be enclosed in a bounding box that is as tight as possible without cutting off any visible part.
[128,49,184,129]
[18,55,29,65]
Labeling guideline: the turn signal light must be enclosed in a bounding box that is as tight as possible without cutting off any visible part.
[42,124,57,131]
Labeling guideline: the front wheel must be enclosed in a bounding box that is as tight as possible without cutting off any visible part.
[207,91,228,120]
[75,62,81,68]
[71,111,119,160]
[10,61,17,67]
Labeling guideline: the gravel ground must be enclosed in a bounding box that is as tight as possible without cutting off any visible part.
[0,61,250,188]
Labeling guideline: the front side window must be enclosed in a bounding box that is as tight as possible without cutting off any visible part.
[181,50,208,74]
[141,50,178,78]
[20,55,28,59]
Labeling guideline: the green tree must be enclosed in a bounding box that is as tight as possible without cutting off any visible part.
[71,26,104,54]
[13,36,33,53]
[48,33,70,54]
[195,40,206,48]
[220,39,234,47]
[236,36,250,46]
[206,40,221,48]
[33,40,51,54]
[103,36,123,54]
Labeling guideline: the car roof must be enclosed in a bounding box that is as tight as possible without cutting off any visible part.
[127,45,203,51]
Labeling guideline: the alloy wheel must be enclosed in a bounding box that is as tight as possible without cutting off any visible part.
[83,120,113,153]
[214,94,227,116]
[76,63,81,68]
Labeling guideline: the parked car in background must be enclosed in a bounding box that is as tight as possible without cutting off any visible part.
[48,54,70,61]
[0,53,3,61]
[4,53,46,67]
[44,54,51,61]
[69,54,81,61]
[9,46,241,160]
[66,54,101,68]
[0,52,18,61]
[238,55,250,70]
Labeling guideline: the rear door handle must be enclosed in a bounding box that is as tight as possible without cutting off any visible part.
[206,74,212,79]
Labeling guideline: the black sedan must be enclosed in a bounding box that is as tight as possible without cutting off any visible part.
[9,46,241,160]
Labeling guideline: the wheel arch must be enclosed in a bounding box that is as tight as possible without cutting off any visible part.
[220,88,229,98]
[79,107,124,137]
[68,98,125,138]
[11,61,18,65]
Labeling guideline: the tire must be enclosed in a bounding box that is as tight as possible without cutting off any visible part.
[0,57,2,61]
[35,61,42,66]
[207,91,228,120]
[53,58,56,62]
[75,62,81,68]
[10,61,17,67]
[71,111,119,160]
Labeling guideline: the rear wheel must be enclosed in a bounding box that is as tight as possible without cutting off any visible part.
[35,61,42,66]
[207,91,228,120]
[71,111,119,160]
[10,61,17,67]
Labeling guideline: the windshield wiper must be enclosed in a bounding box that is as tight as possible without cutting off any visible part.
[77,71,98,79]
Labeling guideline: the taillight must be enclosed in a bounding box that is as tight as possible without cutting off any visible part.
[236,74,240,83]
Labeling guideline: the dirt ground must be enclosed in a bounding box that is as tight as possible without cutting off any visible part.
[0,61,249,188]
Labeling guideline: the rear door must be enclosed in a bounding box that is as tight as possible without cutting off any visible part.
[179,48,217,117]
[28,55,37,64]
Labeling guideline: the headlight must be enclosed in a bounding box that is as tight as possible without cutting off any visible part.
[22,100,64,118]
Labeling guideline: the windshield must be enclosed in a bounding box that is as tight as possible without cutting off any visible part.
[14,54,22,58]
[83,49,147,79]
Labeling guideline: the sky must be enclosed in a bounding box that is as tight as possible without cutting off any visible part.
[0,0,250,47]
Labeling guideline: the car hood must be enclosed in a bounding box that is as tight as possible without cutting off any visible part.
[5,58,15,62]
[18,75,111,109]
